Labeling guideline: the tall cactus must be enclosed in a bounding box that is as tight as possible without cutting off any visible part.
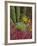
[16,7,20,22]
[10,6,16,23]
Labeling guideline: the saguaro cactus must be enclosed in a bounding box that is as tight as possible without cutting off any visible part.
[10,6,16,23]
[16,7,20,22]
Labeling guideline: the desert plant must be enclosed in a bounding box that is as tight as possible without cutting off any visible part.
[10,6,16,23]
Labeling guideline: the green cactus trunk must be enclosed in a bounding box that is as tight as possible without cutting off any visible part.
[10,6,16,23]
[16,7,20,22]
